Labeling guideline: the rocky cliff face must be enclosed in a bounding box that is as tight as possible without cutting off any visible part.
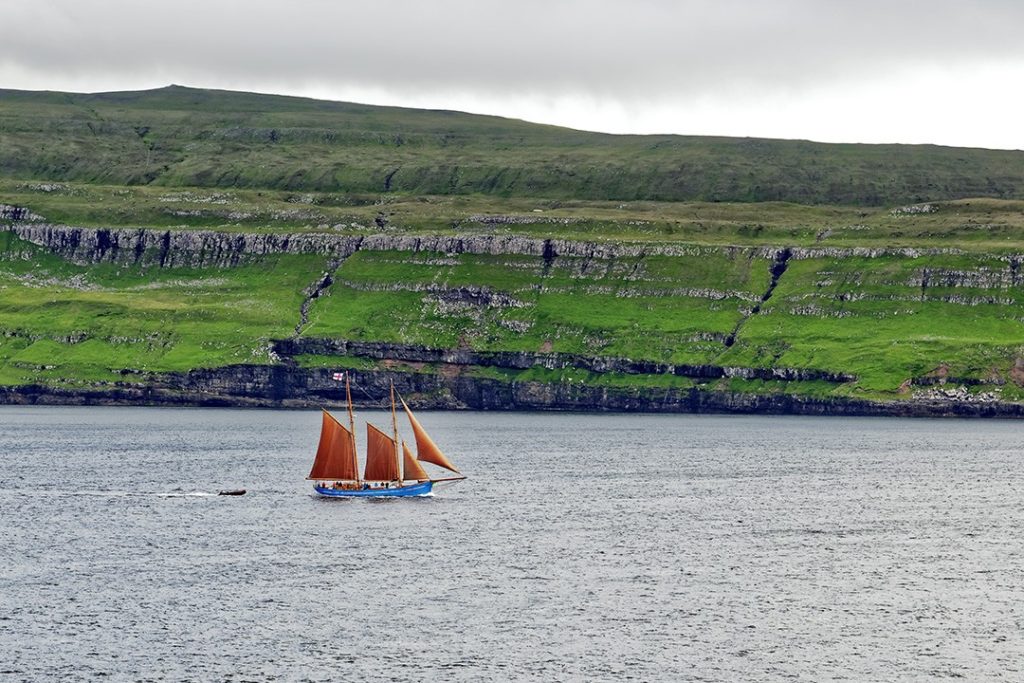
[8,223,1016,268]
[4,222,1023,416]
[4,223,362,267]
[1,363,1020,417]
[272,338,854,383]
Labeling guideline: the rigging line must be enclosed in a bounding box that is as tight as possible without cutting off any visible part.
[344,373,392,409]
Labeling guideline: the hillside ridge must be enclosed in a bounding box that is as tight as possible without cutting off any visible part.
[4,85,1024,205]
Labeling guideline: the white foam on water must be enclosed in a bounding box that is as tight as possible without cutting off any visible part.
[2,488,218,498]
[156,491,217,497]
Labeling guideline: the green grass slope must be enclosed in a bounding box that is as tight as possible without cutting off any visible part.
[3,85,1024,205]
[2,226,1022,405]
[722,255,1024,398]
[0,231,328,387]
[308,249,769,361]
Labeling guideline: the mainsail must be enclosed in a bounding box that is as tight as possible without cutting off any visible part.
[399,396,461,474]
[402,441,430,481]
[307,410,359,480]
[364,423,400,481]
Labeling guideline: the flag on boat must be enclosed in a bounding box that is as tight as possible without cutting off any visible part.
[332,371,346,381]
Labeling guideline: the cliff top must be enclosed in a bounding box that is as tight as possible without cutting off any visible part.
[4,180,1024,253]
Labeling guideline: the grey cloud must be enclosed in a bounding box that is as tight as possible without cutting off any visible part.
[4,0,1024,99]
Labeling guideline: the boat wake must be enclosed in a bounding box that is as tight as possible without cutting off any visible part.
[157,491,218,498]
[4,488,226,498]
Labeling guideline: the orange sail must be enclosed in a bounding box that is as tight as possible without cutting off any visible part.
[399,396,460,474]
[402,441,430,481]
[307,410,358,480]
[364,423,400,481]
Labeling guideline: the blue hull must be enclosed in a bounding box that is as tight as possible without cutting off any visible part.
[314,480,434,498]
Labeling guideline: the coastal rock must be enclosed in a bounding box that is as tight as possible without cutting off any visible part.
[1,364,1021,417]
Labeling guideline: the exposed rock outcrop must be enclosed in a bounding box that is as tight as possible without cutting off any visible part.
[0,205,43,221]
[3,223,364,267]
[911,267,1019,290]
[8,223,1021,268]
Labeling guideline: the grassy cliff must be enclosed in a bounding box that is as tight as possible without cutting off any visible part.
[1,86,1022,412]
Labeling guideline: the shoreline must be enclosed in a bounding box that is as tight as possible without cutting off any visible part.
[2,365,1021,418]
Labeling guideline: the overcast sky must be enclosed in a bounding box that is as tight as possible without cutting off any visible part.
[2,0,1023,149]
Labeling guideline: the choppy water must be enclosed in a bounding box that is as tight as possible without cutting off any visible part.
[1,407,1023,681]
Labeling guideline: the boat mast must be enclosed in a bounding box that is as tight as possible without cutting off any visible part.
[390,380,401,482]
[346,374,360,484]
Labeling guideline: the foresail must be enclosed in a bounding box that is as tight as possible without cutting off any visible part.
[399,396,460,473]
[308,410,358,480]
[364,423,400,481]
[402,441,430,481]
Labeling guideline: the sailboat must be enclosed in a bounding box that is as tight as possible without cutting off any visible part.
[307,377,465,498]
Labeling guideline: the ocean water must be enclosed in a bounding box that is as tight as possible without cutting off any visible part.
[1,406,1023,681]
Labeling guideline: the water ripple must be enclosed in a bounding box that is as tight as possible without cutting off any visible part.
[1,407,1023,680]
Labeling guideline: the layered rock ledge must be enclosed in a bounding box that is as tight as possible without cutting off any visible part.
[1,364,1021,417]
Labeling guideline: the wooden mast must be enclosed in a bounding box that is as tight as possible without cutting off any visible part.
[346,374,360,485]
[390,380,401,482]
